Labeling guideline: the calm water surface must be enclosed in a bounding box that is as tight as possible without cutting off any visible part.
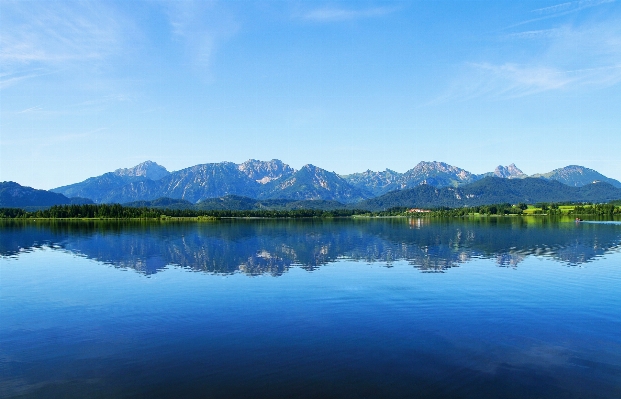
[1,218,621,398]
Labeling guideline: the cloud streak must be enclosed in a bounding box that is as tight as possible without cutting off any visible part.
[509,0,616,28]
[302,6,397,22]
[532,0,615,15]
[464,63,621,98]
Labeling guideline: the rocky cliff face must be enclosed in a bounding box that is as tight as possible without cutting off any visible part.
[238,159,295,184]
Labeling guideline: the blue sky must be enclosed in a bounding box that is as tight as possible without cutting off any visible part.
[1,0,620,189]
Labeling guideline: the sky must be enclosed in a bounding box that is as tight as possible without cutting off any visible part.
[1,0,620,189]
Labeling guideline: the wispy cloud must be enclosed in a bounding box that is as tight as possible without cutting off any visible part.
[506,28,565,40]
[435,11,621,102]
[1,2,125,63]
[0,72,41,89]
[301,6,397,22]
[18,106,43,114]
[0,2,131,86]
[163,1,239,72]
[461,62,621,98]
[0,128,106,147]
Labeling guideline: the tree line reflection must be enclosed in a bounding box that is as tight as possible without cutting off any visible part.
[1,218,620,275]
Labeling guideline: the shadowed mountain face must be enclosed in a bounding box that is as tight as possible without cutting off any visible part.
[2,218,620,276]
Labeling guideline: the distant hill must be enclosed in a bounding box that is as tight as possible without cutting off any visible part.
[532,165,621,188]
[355,177,621,211]
[122,197,195,209]
[196,195,347,211]
[122,195,347,211]
[1,181,92,208]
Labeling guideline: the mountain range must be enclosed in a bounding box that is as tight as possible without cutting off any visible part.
[2,159,621,209]
[355,177,621,211]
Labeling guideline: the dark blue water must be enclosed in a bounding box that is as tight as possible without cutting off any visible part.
[1,218,621,398]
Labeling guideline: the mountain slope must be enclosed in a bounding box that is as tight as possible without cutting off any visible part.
[104,162,260,203]
[342,161,482,196]
[261,164,369,203]
[341,169,403,196]
[532,165,621,188]
[194,195,347,211]
[51,161,169,202]
[401,161,480,188]
[493,164,526,179]
[122,197,195,209]
[1,181,92,208]
[114,160,170,180]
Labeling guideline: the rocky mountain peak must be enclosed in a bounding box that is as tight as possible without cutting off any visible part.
[114,161,169,181]
[238,159,295,184]
[494,164,526,179]
[405,161,475,183]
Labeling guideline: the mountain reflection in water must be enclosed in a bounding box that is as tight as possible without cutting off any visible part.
[1,218,620,275]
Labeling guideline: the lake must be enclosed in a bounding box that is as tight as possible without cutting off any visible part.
[1,218,621,398]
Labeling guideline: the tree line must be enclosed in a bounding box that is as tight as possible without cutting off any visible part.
[0,204,368,219]
[1,201,619,220]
